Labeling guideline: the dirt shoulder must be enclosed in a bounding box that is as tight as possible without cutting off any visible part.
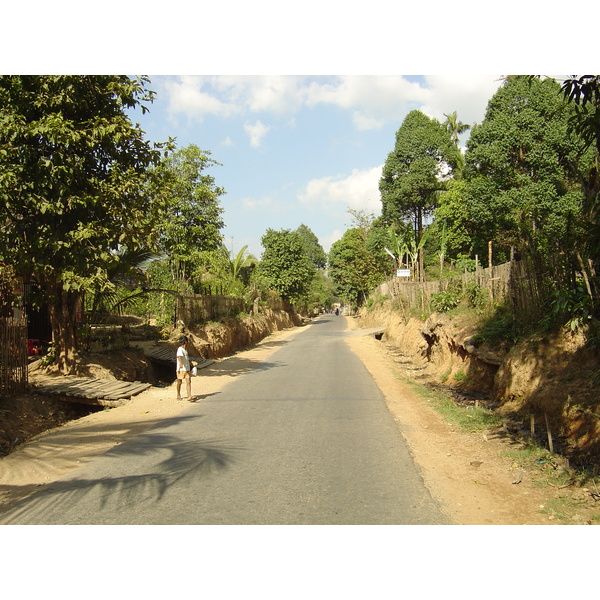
[345,317,554,525]
[0,317,576,523]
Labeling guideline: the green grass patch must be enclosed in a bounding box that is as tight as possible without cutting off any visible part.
[404,379,502,433]
[471,303,515,346]
[439,368,452,383]
[453,369,469,383]
[502,443,600,524]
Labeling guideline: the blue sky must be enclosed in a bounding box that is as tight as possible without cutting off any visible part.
[131,75,505,259]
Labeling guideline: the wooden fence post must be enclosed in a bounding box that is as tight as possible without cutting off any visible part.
[544,414,554,454]
[488,241,494,303]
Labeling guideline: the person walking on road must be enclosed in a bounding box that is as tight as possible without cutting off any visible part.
[176,335,196,400]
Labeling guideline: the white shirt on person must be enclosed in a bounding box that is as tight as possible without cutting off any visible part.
[176,345,190,372]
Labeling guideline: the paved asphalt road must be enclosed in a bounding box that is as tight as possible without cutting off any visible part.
[0,315,449,525]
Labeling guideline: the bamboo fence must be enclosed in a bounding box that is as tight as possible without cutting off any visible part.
[176,294,247,326]
[376,257,549,329]
[0,315,28,397]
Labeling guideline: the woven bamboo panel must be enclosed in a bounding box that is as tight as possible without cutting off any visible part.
[0,316,28,397]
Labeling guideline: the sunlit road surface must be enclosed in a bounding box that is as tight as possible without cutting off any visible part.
[0,315,448,525]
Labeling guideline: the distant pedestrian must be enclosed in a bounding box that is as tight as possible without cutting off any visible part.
[176,335,196,400]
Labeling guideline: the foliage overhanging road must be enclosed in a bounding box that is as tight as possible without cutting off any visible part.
[0,316,448,525]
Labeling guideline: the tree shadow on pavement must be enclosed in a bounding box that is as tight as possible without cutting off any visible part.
[201,357,284,379]
[0,428,246,524]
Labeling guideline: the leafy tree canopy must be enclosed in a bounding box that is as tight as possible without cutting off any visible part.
[0,75,168,372]
[463,75,592,262]
[328,227,386,307]
[561,75,600,154]
[295,224,327,270]
[257,228,316,301]
[0,75,165,284]
[431,180,473,259]
[152,144,225,285]
[379,109,459,239]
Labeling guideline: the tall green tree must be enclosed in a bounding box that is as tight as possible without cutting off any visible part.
[0,75,167,373]
[379,109,459,279]
[153,144,225,288]
[295,224,327,270]
[257,229,316,302]
[559,75,600,307]
[328,227,385,307]
[463,75,592,268]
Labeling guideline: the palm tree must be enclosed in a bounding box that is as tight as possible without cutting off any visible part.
[219,243,258,286]
[443,111,471,145]
[87,246,160,324]
[443,112,471,178]
[230,245,255,281]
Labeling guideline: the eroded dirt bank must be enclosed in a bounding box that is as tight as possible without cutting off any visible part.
[182,308,304,359]
[357,303,600,468]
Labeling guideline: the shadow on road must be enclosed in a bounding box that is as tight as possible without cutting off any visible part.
[202,357,284,378]
[0,424,246,523]
[0,413,246,523]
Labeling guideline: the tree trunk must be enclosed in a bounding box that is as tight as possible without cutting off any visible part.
[46,282,80,375]
[417,206,424,282]
[577,251,597,311]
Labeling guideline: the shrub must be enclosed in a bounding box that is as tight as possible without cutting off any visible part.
[431,290,460,312]
[541,284,591,332]
[465,281,487,309]
[472,304,514,345]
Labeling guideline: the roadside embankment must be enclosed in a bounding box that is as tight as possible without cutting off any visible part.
[357,302,600,465]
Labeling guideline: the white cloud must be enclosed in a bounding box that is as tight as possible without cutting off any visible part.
[242,75,306,114]
[219,136,235,147]
[163,76,239,120]
[352,111,385,131]
[304,75,431,130]
[244,120,270,148]
[298,166,383,216]
[163,75,307,120]
[420,75,504,129]
[159,74,508,155]
[161,75,505,137]
[241,195,274,211]
[307,75,426,109]
[162,75,431,130]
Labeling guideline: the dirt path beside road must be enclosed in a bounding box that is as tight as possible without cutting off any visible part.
[345,319,553,525]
